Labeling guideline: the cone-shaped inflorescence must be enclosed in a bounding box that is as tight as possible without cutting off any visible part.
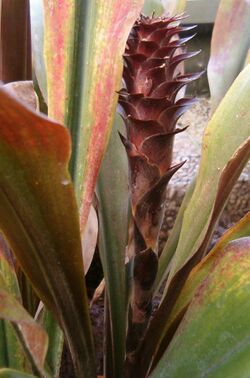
[118,14,202,361]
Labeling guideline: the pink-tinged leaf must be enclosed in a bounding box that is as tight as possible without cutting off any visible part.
[0,87,95,377]
[82,205,98,275]
[151,212,250,368]
[43,1,74,123]
[135,65,250,376]
[0,234,27,371]
[0,273,48,376]
[0,234,20,301]
[208,0,250,110]
[78,0,144,232]
[3,82,39,112]
[43,0,144,232]
[151,238,250,377]
[167,66,250,282]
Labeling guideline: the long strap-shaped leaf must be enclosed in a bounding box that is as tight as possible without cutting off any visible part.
[136,65,250,377]
[43,0,144,231]
[0,369,35,378]
[0,235,27,372]
[151,237,250,377]
[208,0,250,110]
[167,65,250,283]
[151,212,250,370]
[97,115,129,377]
[30,0,47,102]
[0,272,48,377]
[0,87,95,377]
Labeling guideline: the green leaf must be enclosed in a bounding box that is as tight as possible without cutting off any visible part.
[151,237,250,377]
[168,64,250,284]
[0,320,26,371]
[0,369,35,378]
[0,235,20,301]
[43,0,144,233]
[0,87,95,377]
[42,311,63,378]
[208,0,250,110]
[142,0,164,16]
[169,211,250,327]
[97,113,128,377]
[143,0,186,16]
[136,65,250,377]
[0,273,48,377]
[155,179,196,293]
[0,235,26,372]
[29,0,47,102]
[152,212,250,367]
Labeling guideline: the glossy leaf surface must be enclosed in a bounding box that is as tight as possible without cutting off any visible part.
[97,114,128,377]
[168,64,250,283]
[151,238,250,377]
[30,0,47,101]
[0,87,95,377]
[208,0,250,110]
[153,212,250,365]
[43,0,144,235]
[155,179,195,292]
[137,65,250,376]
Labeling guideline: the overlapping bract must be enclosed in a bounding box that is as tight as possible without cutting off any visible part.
[119,14,201,256]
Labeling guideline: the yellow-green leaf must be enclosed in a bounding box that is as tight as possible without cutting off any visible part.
[151,238,250,377]
[208,0,250,110]
[168,65,250,284]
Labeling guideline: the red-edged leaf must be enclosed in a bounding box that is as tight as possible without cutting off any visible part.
[43,0,144,233]
[151,238,250,377]
[0,87,95,377]
[152,212,250,368]
[0,275,48,376]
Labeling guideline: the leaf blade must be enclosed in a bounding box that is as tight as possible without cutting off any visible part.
[97,114,129,377]
[43,0,144,230]
[152,212,250,367]
[0,87,95,377]
[0,274,48,376]
[208,0,250,110]
[168,65,250,282]
[0,369,36,378]
[151,238,250,377]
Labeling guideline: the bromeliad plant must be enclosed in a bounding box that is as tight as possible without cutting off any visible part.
[0,1,250,378]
